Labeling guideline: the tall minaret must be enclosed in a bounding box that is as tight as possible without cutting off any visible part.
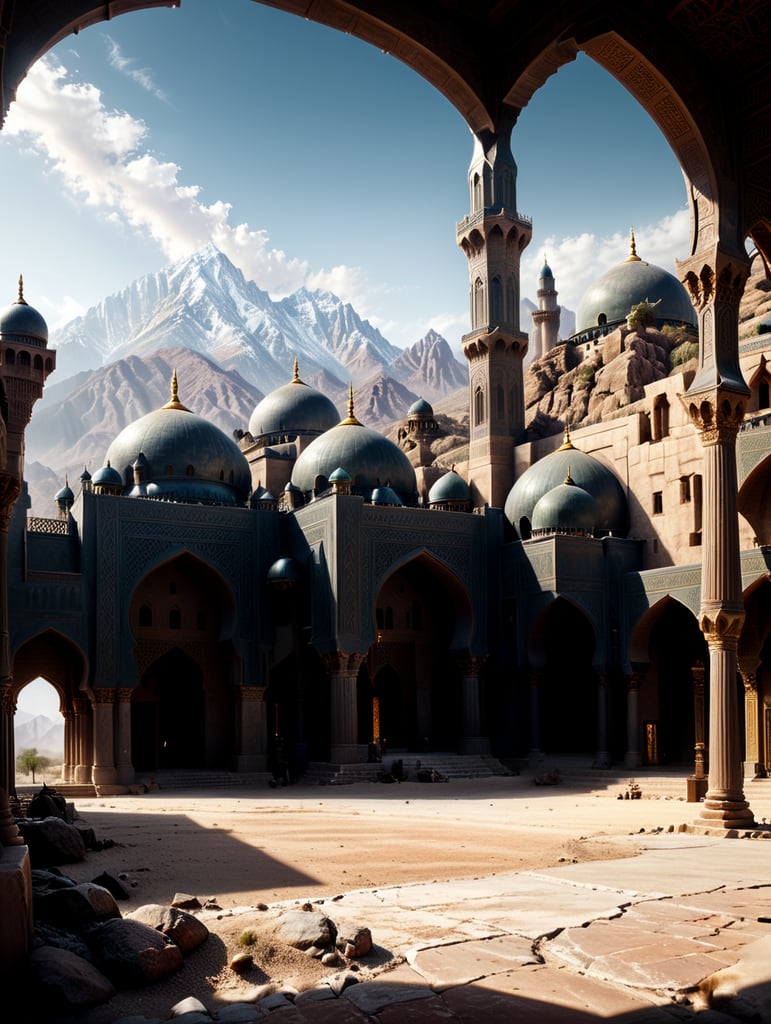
[456,121,532,508]
[530,257,561,359]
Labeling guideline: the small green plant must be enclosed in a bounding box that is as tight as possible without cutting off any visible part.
[626,299,659,330]
[238,929,258,947]
[575,364,596,390]
[670,340,699,367]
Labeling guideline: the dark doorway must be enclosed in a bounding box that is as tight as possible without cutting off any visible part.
[132,649,204,770]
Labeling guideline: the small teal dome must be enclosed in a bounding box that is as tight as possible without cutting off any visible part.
[371,485,403,506]
[248,361,339,439]
[408,398,434,416]
[0,277,48,343]
[505,431,628,539]
[539,262,554,280]
[428,469,471,505]
[250,486,276,509]
[329,467,351,483]
[267,557,302,584]
[531,475,597,534]
[55,482,74,503]
[92,461,123,488]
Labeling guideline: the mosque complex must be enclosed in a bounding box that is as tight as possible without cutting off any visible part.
[1,0,771,980]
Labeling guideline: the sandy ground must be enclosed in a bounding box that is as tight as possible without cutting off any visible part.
[31,772,771,1022]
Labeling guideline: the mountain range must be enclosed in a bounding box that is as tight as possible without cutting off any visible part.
[24,246,470,513]
[14,710,64,760]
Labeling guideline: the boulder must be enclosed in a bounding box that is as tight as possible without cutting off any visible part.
[34,881,121,929]
[91,870,131,900]
[17,817,86,866]
[28,945,116,1010]
[127,904,209,954]
[339,926,372,958]
[87,917,184,987]
[271,909,337,951]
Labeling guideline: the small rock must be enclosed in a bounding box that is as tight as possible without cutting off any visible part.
[171,893,202,910]
[230,952,253,973]
[340,926,372,958]
[321,951,340,966]
[170,995,210,1017]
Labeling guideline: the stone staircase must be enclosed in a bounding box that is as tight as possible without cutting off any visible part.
[139,770,273,790]
[299,752,514,786]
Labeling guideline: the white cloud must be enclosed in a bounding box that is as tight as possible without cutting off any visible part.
[50,295,87,329]
[105,37,169,102]
[4,56,369,311]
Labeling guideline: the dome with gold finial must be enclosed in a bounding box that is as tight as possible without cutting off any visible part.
[530,469,598,535]
[504,425,628,539]
[0,275,48,344]
[104,370,251,505]
[572,229,695,342]
[290,385,417,503]
[247,359,340,441]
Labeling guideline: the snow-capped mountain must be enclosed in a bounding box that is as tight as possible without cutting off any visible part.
[14,711,64,760]
[51,244,396,392]
[388,329,467,401]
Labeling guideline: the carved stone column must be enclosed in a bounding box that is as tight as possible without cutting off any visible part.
[91,688,117,790]
[692,661,707,780]
[458,655,490,755]
[62,709,75,782]
[527,668,543,767]
[236,686,267,772]
[72,698,92,785]
[738,662,761,778]
[115,689,134,785]
[594,671,609,768]
[321,651,363,764]
[0,479,19,796]
[679,247,754,828]
[624,672,642,769]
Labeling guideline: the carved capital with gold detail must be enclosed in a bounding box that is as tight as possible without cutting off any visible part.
[0,686,15,716]
[700,606,744,650]
[683,390,745,445]
[240,686,266,703]
[738,660,758,694]
[116,688,134,704]
[625,672,643,693]
[320,650,363,676]
[677,248,750,313]
[92,688,116,705]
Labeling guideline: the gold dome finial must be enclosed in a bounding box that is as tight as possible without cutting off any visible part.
[17,274,27,305]
[161,368,190,411]
[625,227,641,262]
[292,357,301,383]
[558,422,574,450]
[564,466,574,485]
[341,382,360,425]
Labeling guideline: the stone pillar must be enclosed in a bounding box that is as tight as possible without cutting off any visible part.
[62,709,75,783]
[692,661,707,779]
[738,662,761,778]
[115,689,133,785]
[624,672,642,769]
[594,672,609,768]
[527,668,543,767]
[91,689,118,791]
[236,686,267,772]
[0,481,18,797]
[459,655,490,755]
[322,651,363,764]
[72,698,91,785]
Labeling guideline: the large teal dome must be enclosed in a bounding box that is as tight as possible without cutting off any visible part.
[105,373,251,505]
[531,475,598,535]
[0,276,48,343]
[291,393,417,504]
[248,361,339,439]
[574,235,695,339]
[505,432,628,539]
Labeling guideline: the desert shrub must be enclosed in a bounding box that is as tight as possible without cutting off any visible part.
[671,340,698,367]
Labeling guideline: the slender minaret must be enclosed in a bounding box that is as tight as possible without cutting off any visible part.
[531,257,561,359]
[456,120,532,508]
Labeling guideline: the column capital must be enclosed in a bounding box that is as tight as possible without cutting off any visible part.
[240,686,267,702]
[625,672,642,692]
[681,389,746,445]
[457,653,487,677]
[677,246,750,312]
[700,609,744,648]
[116,688,133,703]
[320,650,363,676]
[92,688,116,705]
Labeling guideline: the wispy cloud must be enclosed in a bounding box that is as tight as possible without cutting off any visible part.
[4,57,370,313]
[105,37,169,102]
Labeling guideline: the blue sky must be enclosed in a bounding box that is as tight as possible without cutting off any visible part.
[0,0,689,355]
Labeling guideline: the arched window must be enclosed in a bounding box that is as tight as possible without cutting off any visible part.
[472,173,482,212]
[490,276,503,322]
[139,604,152,627]
[5,349,14,366]
[473,277,485,329]
[760,378,770,409]
[496,384,505,419]
[598,313,607,326]
[18,350,30,366]
[185,465,195,476]
[474,385,486,426]
[653,395,670,440]
[33,354,43,370]
[519,517,532,541]
[169,608,181,629]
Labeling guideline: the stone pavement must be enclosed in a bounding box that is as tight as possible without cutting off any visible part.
[202,829,771,1023]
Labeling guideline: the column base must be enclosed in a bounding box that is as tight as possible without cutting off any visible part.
[74,765,91,784]
[527,749,544,770]
[92,766,118,787]
[459,736,491,755]
[330,744,360,765]
[693,793,755,830]
[744,761,764,778]
[624,751,642,769]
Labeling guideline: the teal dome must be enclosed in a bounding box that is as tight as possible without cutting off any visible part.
[0,277,48,343]
[92,461,123,488]
[531,475,597,534]
[105,375,251,506]
[291,398,417,504]
[248,362,339,439]
[505,433,628,539]
[55,482,74,503]
[428,469,471,505]
[408,398,434,415]
[267,557,302,584]
[371,485,403,506]
[574,239,694,338]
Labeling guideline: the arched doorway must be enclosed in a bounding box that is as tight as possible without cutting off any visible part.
[129,552,238,772]
[630,597,708,766]
[132,648,204,770]
[365,553,471,753]
[528,597,596,756]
